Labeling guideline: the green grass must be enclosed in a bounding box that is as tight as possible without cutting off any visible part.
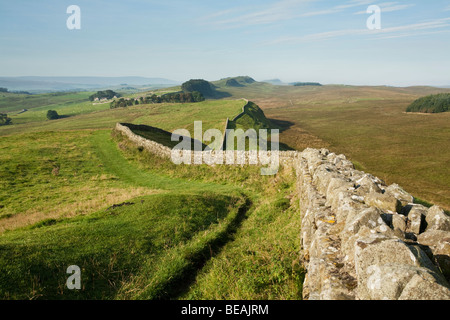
[0,99,246,137]
[0,91,94,113]
[181,182,304,300]
[0,92,305,300]
[0,192,246,300]
[111,133,304,300]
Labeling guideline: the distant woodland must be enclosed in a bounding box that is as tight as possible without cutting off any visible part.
[89,90,121,101]
[406,93,450,113]
[109,91,204,109]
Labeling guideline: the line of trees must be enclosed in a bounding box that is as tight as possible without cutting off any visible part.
[291,82,322,87]
[109,91,204,109]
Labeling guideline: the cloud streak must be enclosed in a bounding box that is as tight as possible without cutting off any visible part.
[354,2,416,14]
[200,0,377,28]
[264,17,450,44]
[199,0,313,28]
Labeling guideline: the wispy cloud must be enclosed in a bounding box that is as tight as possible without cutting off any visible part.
[299,0,375,18]
[263,17,450,44]
[200,0,376,28]
[354,2,416,14]
[199,0,313,28]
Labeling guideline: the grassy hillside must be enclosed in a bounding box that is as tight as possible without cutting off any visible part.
[0,99,246,136]
[0,92,304,300]
[212,76,256,88]
[0,192,246,299]
[230,101,275,131]
[2,79,449,300]
[0,91,94,113]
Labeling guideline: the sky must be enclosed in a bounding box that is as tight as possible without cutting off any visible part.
[0,0,449,86]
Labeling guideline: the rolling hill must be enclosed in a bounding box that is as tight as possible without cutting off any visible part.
[0,76,179,93]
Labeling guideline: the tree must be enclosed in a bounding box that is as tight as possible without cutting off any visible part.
[0,113,12,125]
[191,91,205,102]
[47,110,59,120]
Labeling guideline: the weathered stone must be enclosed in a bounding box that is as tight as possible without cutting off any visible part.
[312,165,339,195]
[385,184,414,207]
[392,213,407,234]
[417,230,450,247]
[355,237,433,272]
[354,237,446,299]
[333,192,367,223]
[426,206,450,232]
[434,238,450,281]
[355,175,382,195]
[364,192,403,213]
[341,207,390,239]
[417,230,450,281]
[398,273,450,300]
[359,264,448,300]
[406,205,426,235]
[326,177,354,198]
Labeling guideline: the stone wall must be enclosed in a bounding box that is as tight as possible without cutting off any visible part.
[114,123,450,300]
[297,148,450,300]
[114,123,173,158]
[115,122,296,168]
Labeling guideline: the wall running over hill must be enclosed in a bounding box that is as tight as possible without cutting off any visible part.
[114,123,450,300]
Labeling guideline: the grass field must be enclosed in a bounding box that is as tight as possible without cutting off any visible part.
[0,94,303,300]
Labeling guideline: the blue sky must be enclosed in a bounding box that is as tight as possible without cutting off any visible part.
[1,0,449,86]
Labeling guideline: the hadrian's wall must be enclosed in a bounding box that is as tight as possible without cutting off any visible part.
[114,123,450,300]
[296,148,450,300]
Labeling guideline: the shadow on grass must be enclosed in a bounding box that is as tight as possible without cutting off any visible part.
[269,118,295,133]
[153,197,253,300]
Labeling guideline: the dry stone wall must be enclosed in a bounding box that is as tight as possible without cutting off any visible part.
[114,123,450,300]
[296,148,450,300]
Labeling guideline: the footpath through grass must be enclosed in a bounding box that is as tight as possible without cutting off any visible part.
[0,126,304,300]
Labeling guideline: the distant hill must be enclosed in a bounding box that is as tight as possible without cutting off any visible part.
[181,79,231,99]
[0,76,179,93]
[406,93,450,113]
[213,76,256,88]
[225,79,244,87]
